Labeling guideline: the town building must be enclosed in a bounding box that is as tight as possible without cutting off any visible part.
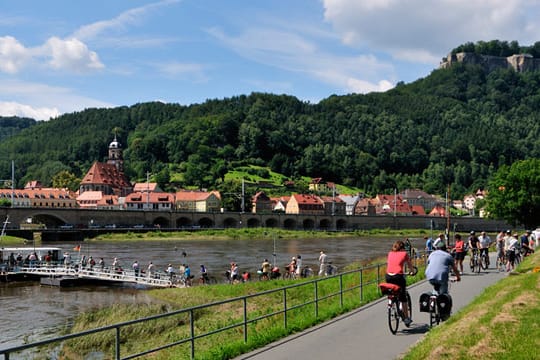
[79,135,133,197]
[175,190,221,212]
[251,191,273,214]
[286,194,324,215]
[124,191,175,211]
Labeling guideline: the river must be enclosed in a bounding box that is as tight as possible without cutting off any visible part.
[0,235,425,350]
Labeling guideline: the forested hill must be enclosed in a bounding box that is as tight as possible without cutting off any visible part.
[1,61,539,199]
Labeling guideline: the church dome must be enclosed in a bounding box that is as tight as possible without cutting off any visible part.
[109,136,121,149]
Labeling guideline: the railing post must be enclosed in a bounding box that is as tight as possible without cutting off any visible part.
[314,280,319,318]
[190,309,195,359]
[115,326,120,360]
[359,268,364,301]
[243,297,248,342]
[339,274,343,307]
[283,288,288,329]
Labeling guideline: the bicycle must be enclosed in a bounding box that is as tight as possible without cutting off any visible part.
[420,277,457,328]
[496,251,506,271]
[378,266,418,335]
[469,249,481,273]
[479,249,489,270]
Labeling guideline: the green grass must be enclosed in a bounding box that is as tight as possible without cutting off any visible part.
[402,251,540,360]
[60,258,427,360]
[91,228,431,242]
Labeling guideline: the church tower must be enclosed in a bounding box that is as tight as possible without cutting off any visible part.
[107,135,123,172]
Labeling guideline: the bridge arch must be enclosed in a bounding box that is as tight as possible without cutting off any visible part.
[265,217,279,228]
[302,218,315,230]
[153,216,170,228]
[246,217,260,228]
[336,219,347,230]
[283,218,296,230]
[176,217,192,228]
[223,217,239,228]
[197,217,214,228]
[319,218,331,230]
[30,213,69,228]
[336,218,347,230]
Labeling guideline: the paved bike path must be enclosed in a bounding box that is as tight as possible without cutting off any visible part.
[235,254,507,360]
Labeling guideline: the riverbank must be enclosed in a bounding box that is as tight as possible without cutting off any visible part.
[90,227,432,242]
[62,254,422,359]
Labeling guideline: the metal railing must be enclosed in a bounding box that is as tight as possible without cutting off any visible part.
[1,262,396,360]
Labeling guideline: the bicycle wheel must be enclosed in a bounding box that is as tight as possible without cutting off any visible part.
[429,297,440,327]
[388,299,400,334]
[475,256,482,273]
[406,292,412,322]
[480,254,488,270]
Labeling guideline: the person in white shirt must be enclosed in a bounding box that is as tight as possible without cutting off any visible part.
[318,250,328,276]
[478,231,492,267]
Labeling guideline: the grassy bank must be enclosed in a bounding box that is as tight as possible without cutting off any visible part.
[0,235,30,246]
[59,257,427,360]
[91,227,431,242]
[402,251,540,360]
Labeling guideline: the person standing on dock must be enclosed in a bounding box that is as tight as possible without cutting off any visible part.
[132,261,140,277]
[147,262,155,278]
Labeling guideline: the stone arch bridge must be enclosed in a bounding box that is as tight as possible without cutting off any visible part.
[0,207,509,241]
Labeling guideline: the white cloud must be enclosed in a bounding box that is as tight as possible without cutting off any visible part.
[0,101,60,121]
[156,62,209,82]
[72,0,180,41]
[322,0,540,64]
[42,37,104,72]
[207,26,396,94]
[0,79,115,120]
[0,36,103,74]
[0,36,30,73]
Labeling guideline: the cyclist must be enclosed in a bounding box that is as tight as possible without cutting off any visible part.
[385,240,414,327]
[468,231,480,265]
[478,231,492,267]
[425,239,461,295]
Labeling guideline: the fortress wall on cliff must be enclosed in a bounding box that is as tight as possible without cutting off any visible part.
[440,52,540,73]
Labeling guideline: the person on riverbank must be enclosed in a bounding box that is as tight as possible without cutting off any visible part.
[199,264,209,283]
[385,240,414,327]
[260,259,271,280]
[230,262,240,283]
[98,257,105,270]
[318,250,328,276]
[166,264,175,280]
[452,234,466,275]
[295,255,303,277]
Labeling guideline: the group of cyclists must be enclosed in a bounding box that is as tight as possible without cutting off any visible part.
[385,229,537,328]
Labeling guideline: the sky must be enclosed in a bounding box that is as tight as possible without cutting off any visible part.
[1,0,539,121]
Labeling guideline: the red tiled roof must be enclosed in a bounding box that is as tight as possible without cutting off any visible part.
[80,162,131,188]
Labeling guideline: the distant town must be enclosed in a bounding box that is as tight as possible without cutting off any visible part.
[0,136,486,220]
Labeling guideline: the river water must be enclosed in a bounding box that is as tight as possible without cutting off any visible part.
[0,236,425,350]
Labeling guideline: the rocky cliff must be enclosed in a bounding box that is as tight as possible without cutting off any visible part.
[440,52,540,72]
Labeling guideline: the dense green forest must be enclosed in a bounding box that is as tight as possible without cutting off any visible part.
[1,43,539,203]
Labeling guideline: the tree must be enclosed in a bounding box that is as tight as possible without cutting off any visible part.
[52,170,81,191]
[486,158,540,228]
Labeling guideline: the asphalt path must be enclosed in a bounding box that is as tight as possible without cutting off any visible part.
[235,253,507,360]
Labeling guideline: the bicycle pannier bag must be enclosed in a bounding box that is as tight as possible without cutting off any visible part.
[419,293,431,312]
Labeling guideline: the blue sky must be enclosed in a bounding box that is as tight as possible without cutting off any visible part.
[1,0,539,120]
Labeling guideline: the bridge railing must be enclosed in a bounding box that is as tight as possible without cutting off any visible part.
[0,259,415,360]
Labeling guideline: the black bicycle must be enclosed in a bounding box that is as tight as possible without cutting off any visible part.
[379,266,417,334]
